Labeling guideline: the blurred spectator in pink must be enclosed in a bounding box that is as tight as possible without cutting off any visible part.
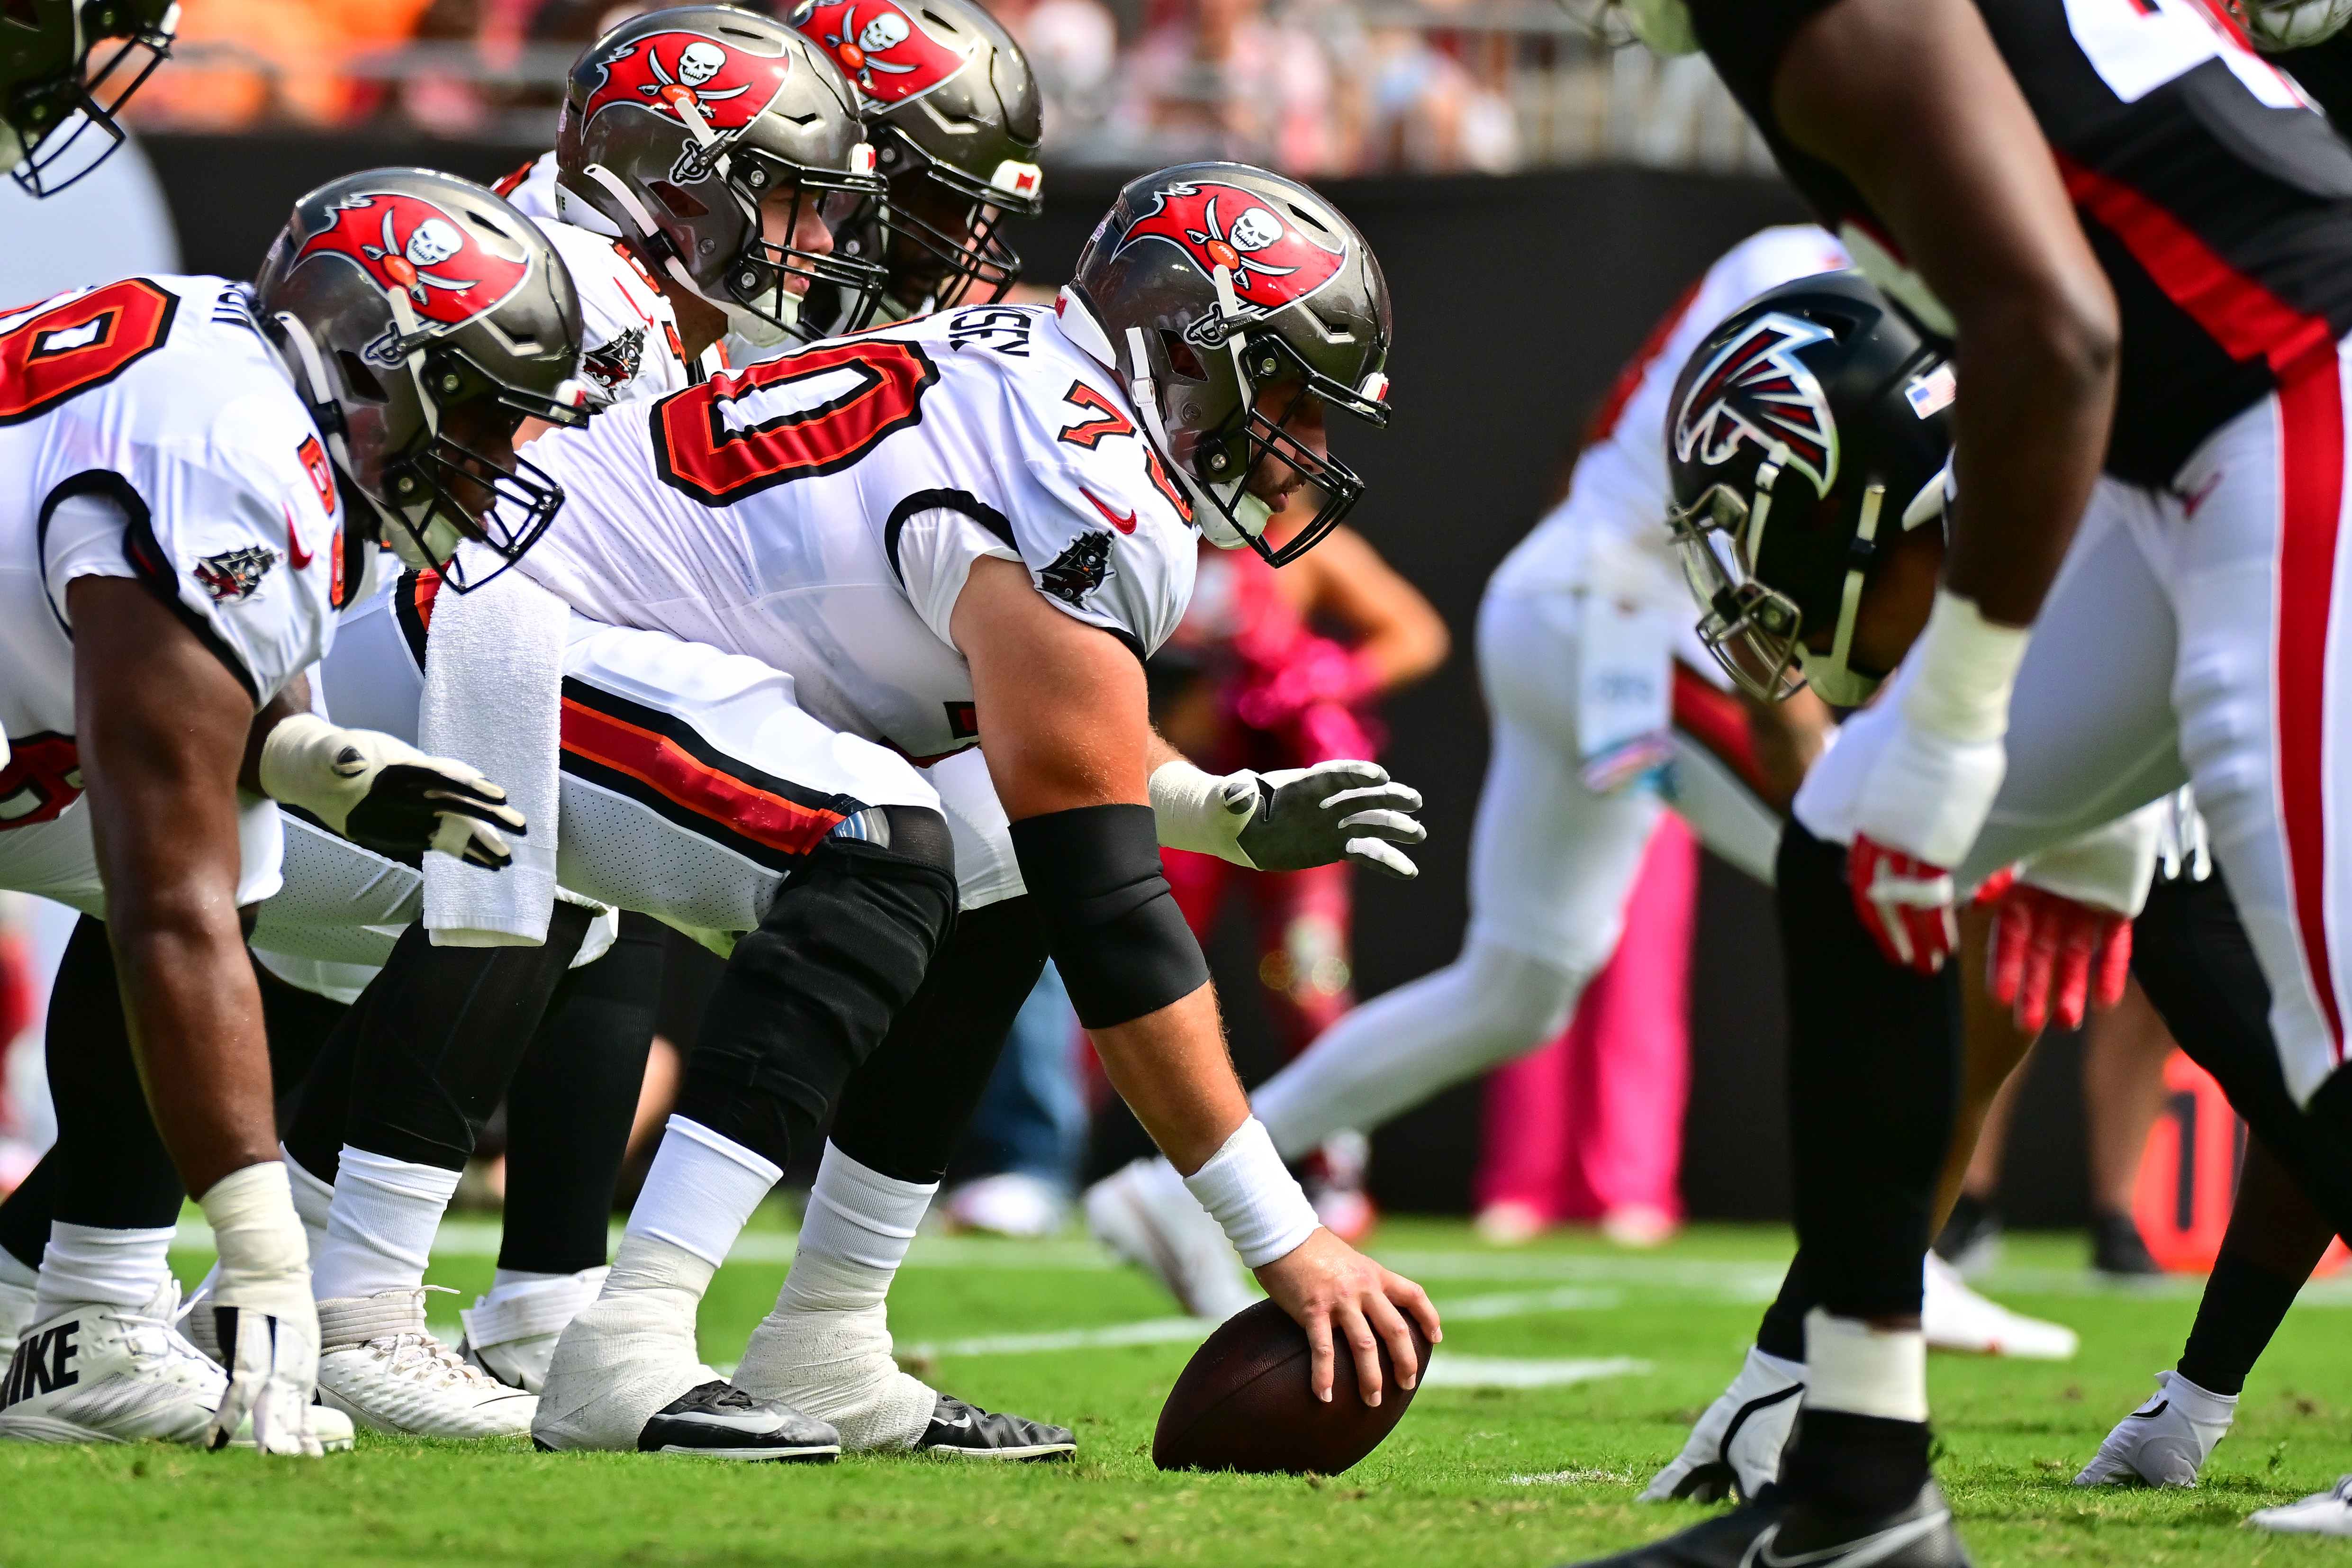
[1471,813,1697,1248]
[1114,0,1355,175]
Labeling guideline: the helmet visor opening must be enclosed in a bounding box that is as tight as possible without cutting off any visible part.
[10,14,175,197]
[727,153,890,342]
[1199,333,1387,567]
[1668,483,1807,701]
[376,353,578,593]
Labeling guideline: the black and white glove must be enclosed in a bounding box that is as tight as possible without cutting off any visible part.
[1150,758,1426,879]
[259,712,525,869]
[197,1163,328,1458]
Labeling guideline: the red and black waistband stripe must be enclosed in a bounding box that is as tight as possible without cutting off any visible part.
[1670,662,1776,805]
[557,677,851,870]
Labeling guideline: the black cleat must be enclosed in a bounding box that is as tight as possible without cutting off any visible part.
[1561,1480,1970,1567]
[2091,1210,2161,1277]
[636,1380,841,1461]
[913,1393,1076,1460]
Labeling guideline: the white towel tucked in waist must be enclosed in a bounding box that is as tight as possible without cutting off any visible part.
[419,543,567,945]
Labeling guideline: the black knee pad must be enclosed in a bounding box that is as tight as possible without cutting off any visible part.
[682,805,959,1169]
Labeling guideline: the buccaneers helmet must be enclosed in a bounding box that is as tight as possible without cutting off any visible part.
[3,0,176,196]
[1664,270,1953,705]
[253,169,590,592]
[784,0,1044,312]
[554,5,886,348]
[1063,163,1392,566]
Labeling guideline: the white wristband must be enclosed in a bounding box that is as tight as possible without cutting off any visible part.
[258,712,366,833]
[1149,759,1260,865]
[197,1161,314,1320]
[1899,589,2029,747]
[1181,1117,1321,1268]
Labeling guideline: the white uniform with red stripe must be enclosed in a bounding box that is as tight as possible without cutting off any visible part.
[0,275,343,915]
[1248,227,1853,1163]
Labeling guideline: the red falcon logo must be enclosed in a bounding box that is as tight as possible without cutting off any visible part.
[1114,181,1347,319]
[579,30,791,134]
[293,192,531,329]
[789,0,970,107]
[1672,313,1840,497]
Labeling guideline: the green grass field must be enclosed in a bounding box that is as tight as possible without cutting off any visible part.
[9,1215,2352,1567]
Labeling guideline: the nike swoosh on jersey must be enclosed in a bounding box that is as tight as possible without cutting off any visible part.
[1081,489,1137,534]
[1739,1506,1950,1568]
[286,507,315,570]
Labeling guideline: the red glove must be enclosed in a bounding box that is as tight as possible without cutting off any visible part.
[1848,835,1960,976]
[1986,881,2133,1033]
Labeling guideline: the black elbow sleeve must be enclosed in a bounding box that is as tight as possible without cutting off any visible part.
[1008,803,1209,1029]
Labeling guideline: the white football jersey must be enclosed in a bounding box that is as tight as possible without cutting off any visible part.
[1491,225,1852,625]
[0,274,343,824]
[516,301,1199,764]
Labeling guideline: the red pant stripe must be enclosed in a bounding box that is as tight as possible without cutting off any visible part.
[2276,356,2347,1061]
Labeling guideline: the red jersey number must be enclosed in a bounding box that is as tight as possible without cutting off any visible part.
[0,279,178,426]
[651,339,939,505]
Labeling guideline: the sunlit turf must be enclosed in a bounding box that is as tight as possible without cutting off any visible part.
[9,1218,2352,1565]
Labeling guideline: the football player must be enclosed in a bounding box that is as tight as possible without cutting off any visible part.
[3,0,176,197]
[0,167,586,1453]
[1571,0,2352,1554]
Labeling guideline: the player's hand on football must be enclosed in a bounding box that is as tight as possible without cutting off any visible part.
[259,713,526,868]
[1236,760,1427,880]
[1985,879,2132,1032]
[1253,1227,1441,1407]
[1848,835,1960,974]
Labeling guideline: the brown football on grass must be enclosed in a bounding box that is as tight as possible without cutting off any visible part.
[1152,1298,1432,1475]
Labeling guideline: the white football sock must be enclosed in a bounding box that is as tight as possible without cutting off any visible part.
[622,1115,782,1269]
[283,1143,335,1267]
[34,1221,176,1316]
[1804,1308,1928,1423]
[309,1145,461,1301]
[776,1142,937,1313]
[0,1246,36,1292]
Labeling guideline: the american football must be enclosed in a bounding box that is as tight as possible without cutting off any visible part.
[1153,1297,1432,1474]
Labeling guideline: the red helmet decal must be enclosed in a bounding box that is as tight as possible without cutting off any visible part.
[789,0,969,107]
[294,191,532,329]
[1114,181,1345,318]
[1673,313,1840,497]
[580,30,792,134]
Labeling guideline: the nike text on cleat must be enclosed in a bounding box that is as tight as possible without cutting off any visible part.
[0,1282,225,1446]
[1562,1478,1971,1567]
[459,1267,608,1393]
[314,1288,538,1439]
[2250,1474,2352,1534]
[914,1393,1075,1460]
[632,1379,840,1460]
[1640,1346,1804,1505]
[1922,1254,2076,1360]
[2073,1369,2235,1487]
[1083,1157,1255,1321]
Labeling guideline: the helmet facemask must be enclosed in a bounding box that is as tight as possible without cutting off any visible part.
[871,127,1039,313]
[8,0,178,197]
[712,144,889,347]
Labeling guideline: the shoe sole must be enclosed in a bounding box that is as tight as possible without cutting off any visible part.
[530,1435,840,1461]
[318,1385,536,1440]
[923,1442,1077,1460]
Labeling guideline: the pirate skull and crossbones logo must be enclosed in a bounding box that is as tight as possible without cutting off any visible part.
[822,5,919,87]
[363,211,477,305]
[642,37,752,118]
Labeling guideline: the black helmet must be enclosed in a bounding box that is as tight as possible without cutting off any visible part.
[555,5,887,348]
[784,0,1043,312]
[1063,163,1392,566]
[3,0,176,196]
[253,169,590,592]
[1665,270,1953,705]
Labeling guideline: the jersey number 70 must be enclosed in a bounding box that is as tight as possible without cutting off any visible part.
[651,339,940,505]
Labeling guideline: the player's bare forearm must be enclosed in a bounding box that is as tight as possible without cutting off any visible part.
[1775,0,2116,628]
[1739,682,1833,812]
[72,577,280,1195]
[1087,985,1254,1174]
[1295,526,1450,690]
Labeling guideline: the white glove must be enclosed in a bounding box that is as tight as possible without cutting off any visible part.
[198,1163,327,1457]
[1150,758,1426,879]
[260,712,526,870]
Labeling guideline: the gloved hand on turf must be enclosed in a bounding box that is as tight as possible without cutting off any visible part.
[198,1163,327,1458]
[260,712,526,869]
[1150,758,1425,879]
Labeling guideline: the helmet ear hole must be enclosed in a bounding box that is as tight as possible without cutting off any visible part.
[649,180,709,219]
[335,351,389,404]
[1161,331,1207,381]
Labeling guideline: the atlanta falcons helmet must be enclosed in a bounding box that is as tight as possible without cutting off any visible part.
[2,0,177,196]
[554,5,887,347]
[1062,163,1392,566]
[785,0,1044,313]
[253,169,590,592]
[1665,270,1953,705]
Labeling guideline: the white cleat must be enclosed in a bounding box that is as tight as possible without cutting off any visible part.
[1082,1157,1254,1321]
[2251,1475,2352,1534]
[315,1288,537,1439]
[2074,1369,2236,1486]
[1923,1252,2078,1359]
[0,1278,32,1363]
[458,1267,608,1394]
[941,1174,1068,1240]
[0,1281,225,1445]
[1638,1344,1804,1504]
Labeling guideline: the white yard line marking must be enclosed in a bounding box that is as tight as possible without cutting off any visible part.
[1422,1356,1649,1389]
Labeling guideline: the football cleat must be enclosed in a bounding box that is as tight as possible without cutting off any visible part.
[941,1174,1069,1240]
[1301,1131,1378,1244]
[1565,1478,1971,1567]
[314,1288,537,1438]
[2073,1369,2236,1487]
[2250,1475,2352,1534]
[1639,1345,1804,1504]
[0,1277,33,1363]
[1083,1157,1255,1321]
[0,1281,224,1446]
[631,1379,840,1461]
[1923,1254,2077,1360]
[534,1286,804,1453]
[459,1267,609,1393]
[914,1393,1075,1460]
[732,1300,941,1450]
